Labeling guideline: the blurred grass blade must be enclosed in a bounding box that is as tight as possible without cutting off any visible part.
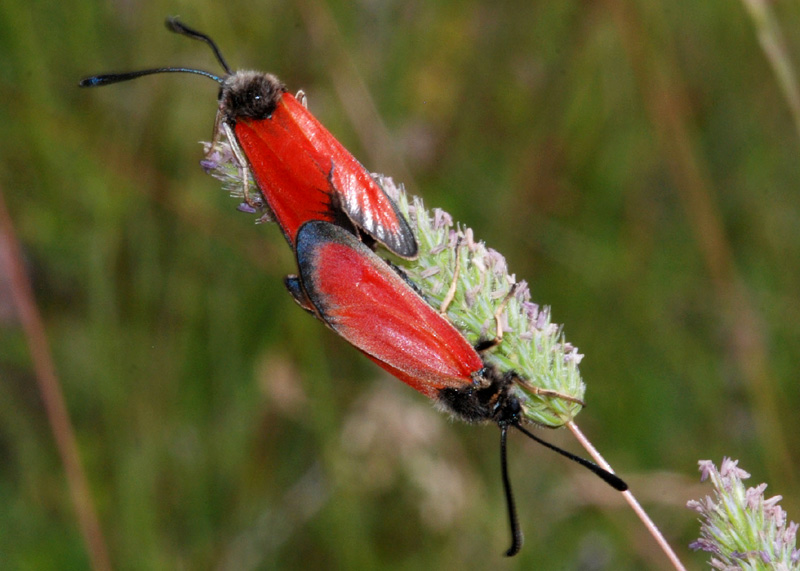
[0,184,111,571]
[741,0,800,142]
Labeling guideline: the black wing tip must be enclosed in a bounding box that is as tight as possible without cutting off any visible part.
[392,234,418,259]
[371,223,417,259]
[296,220,338,245]
[392,214,419,259]
[295,221,361,270]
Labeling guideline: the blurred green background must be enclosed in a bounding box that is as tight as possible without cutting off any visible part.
[2,0,800,569]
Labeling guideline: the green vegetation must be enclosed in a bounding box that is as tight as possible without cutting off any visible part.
[2,1,799,568]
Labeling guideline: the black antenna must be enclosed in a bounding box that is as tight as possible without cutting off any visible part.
[164,17,233,75]
[79,18,230,88]
[512,423,628,491]
[498,422,627,557]
[499,425,523,557]
[80,67,222,87]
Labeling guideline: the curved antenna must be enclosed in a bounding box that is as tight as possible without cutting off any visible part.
[80,67,222,88]
[499,425,523,557]
[165,17,233,75]
[79,19,232,88]
[512,423,628,491]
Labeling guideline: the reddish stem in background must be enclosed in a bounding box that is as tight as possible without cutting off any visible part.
[0,186,111,571]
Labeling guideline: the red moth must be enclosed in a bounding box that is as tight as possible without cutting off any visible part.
[80,18,417,259]
[287,220,627,557]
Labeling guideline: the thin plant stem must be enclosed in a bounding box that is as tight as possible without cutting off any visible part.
[0,185,111,571]
[741,0,800,142]
[567,422,686,571]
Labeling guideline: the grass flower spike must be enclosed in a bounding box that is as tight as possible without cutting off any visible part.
[203,139,585,428]
[382,176,584,427]
[687,458,800,570]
